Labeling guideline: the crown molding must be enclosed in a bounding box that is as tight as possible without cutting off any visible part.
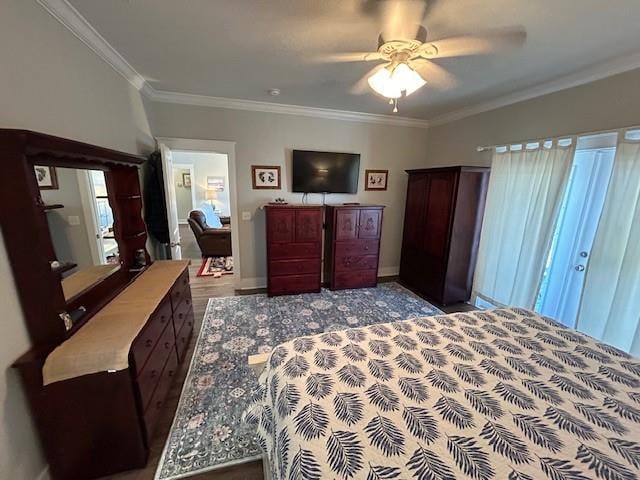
[37,0,145,89]
[429,51,640,127]
[141,84,431,128]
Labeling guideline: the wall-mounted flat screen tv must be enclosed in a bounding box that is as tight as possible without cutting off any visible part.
[292,150,360,193]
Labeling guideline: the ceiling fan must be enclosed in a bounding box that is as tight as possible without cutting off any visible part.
[315,0,526,112]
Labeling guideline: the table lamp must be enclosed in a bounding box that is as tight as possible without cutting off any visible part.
[205,189,218,209]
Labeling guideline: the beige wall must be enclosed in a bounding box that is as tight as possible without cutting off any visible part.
[41,168,95,269]
[150,103,429,285]
[172,151,231,216]
[0,1,153,479]
[426,68,640,168]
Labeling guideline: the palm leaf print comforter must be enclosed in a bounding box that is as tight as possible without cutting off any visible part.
[245,309,640,479]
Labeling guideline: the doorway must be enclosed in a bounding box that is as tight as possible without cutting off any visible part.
[77,169,118,265]
[535,133,617,327]
[156,138,240,287]
[172,163,196,224]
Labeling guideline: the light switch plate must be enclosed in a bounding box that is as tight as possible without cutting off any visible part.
[241,211,252,221]
[67,216,80,226]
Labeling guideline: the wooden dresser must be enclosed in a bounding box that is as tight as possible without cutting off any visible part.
[0,131,195,479]
[324,205,384,290]
[400,166,489,305]
[265,204,323,296]
[19,261,194,479]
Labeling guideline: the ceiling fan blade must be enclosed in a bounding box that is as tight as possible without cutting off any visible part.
[310,52,383,63]
[412,59,457,89]
[380,0,428,40]
[420,26,527,59]
[350,63,388,95]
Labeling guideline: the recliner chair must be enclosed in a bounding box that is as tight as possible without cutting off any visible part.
[187,210,232,257]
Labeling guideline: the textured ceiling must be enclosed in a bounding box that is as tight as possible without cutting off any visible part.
[68,0,640,120]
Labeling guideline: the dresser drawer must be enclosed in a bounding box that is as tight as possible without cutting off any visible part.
[170,269,190,310]
[335,240,379,257]
[270,242,320,260]
[269,259,320,276]
[136,322,176,411]
[176,312,195,362]
[334,254,378,272]
[131,297,172,374]
[173,294,193,335]
[334,270,377,289]
[143,349,179,442]
[269,274,320,295]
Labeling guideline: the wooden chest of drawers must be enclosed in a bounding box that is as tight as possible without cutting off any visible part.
[265,205,323,296]
[324,205,384,290]
[15,261,195,479]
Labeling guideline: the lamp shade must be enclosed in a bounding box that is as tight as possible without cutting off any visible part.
[205,189,218,200]
[368,62,426,99]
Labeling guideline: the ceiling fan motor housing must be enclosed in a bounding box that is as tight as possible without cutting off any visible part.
[377,25,436,58]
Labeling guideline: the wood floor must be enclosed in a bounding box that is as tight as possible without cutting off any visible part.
[103,267,473,480]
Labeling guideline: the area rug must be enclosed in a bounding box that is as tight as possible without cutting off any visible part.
[155,283,442,480]
[196,256,233,277]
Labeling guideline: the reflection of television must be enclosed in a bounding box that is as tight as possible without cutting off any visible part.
[292,150,360,193]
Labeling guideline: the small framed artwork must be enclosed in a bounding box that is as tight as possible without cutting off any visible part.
[34,165,58,190]
[182,172,192,187]
[251,165,281,190]
[365,169,388,191]
[207,176,225,192]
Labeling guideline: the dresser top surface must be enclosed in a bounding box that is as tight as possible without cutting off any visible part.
[264,203,323,209]
[42,260,189,385]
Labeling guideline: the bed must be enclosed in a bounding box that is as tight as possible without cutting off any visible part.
[245,308,640,480]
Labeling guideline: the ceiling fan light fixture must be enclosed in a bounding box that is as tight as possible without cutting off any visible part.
[367,62,426,99]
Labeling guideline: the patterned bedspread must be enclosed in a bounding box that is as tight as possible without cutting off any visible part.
[245,309,640,480]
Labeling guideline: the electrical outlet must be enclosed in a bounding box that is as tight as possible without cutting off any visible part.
[67,216,80,226]
[241,211,252,221]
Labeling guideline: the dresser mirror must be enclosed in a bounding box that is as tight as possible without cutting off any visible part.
[37,165,123,303]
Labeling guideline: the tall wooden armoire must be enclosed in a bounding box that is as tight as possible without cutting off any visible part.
[399,166,490,306]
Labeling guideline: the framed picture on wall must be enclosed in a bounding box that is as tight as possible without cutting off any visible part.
[365,169,388,191]
[182,172,192,187]
[34,165,58,190]
[207,176,225,191]
[251,165,281,189]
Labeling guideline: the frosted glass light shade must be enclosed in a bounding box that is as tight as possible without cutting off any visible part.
[368,63,426,99]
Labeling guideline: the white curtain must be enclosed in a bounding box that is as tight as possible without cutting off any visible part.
[576,135,640,355]
[473,141,575,308]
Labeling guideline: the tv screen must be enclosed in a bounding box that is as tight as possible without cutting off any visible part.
[292,150,360,193]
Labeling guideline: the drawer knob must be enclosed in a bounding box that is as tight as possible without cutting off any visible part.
[150,369,157,378]
[169,369,175,377]
[156,400,162,409]
[178,313,184,319]
[364,246,370,250]
[165,342,171,349]
[145,339,153,348]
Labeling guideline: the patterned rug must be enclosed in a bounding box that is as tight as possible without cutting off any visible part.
[196,256,233,277]
[155,283,442,479]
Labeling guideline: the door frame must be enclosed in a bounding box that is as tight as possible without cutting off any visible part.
[156,137,240,287]
[172,162,196,224]
[77,169,105,264]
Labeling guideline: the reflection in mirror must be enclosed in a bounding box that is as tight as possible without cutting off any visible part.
[38,166,121,302]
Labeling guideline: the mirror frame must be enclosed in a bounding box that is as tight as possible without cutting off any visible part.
[0,129,149,350]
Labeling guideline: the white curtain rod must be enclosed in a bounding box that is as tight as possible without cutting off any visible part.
[476,124,640,152]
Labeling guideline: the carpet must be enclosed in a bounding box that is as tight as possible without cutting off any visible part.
[196,256,233,277]
[155,283,442,479]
